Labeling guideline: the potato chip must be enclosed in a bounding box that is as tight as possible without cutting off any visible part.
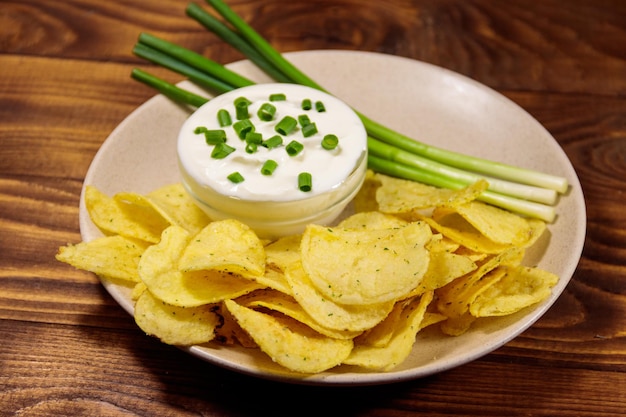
[284,262,395,332]
[470,265,559,317]
[84,186,163,243]
[254,267,292,295]
[375,174,488,214]
[146,183,211,235]
[436,248,524,334]
[300,222,432,305]
[264,234,302,272]
[240,289,362,340]
[179,219,265,279]
[411,251,477,295]
[224,299,354,374]
[353,299,410,348]
[138,226,264,307]
[337,211,408,230]
[134,290,220,346]
[56,235,148,282]
[343,291,433,371]
[434,200,535,246]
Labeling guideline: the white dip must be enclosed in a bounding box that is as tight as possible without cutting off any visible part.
[178,83,368,238]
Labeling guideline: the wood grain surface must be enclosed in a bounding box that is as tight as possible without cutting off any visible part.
[1,1,625,416]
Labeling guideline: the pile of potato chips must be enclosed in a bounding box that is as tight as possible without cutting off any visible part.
[56,171,558,374]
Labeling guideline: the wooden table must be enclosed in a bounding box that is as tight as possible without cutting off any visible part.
[2,0,625,415]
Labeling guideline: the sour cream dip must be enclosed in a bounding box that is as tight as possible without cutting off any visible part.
[178,83,368,238]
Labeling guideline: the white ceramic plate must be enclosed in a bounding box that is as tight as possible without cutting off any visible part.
[80,50,586,386]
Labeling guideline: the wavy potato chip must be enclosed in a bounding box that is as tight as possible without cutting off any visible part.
[134,290,220,346]
[352,169,381,213]
[375,174,488,214]
[179,219,265,279]
[240,289,362,340]
[146,183,211,235]
[224,299,354,374]
[264,234,302,272]
[470,265,559,317]
[300,222,432,305]
[56,235,148,282]
[284,262,395,332]
[344,291,434,371]
[85,186,166,243]
[139,226,263,307]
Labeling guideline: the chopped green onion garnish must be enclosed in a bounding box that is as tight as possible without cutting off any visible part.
[286,140,304,156]
[315,101,326,112]
[302,122,318,137]
[301,98,312,110]
[245,131,263,144]
[235,97,249,120]
[298,114,311,127]
[322,134,339,150]
[275,116,298,136]
[269,93,286,101]
[204,129,227,145]
[261,159,278,175]
[298,172,312,192]
[233,119,255,139]
[262,135,283,149]
[245,142,257,154]
[257,102,276,121]
[227,171,245,183]
[211,142,236,159]
[194,126,208,134]
[217,109,232,126]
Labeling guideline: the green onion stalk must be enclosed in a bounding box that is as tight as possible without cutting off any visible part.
[130,0,569,222]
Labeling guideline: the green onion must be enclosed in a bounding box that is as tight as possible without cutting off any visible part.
[245,131,263,144]
[257,102,276,121]
[298,114,311,127]
[302,122,318,138]
[275,116,298,136]
[217,109,232,126]
[227,171,245,183]
[235,96,250,119]
[262,135,283,149]
[301,98,312,110]
[269,93,286,101]
[315,101,326,112]
[286,140,304,156]
[261,160,278,175]
[203,129,227,145]
[194,126,208,134]
[130,69,208,108]
[211,142,236,159]
[298,172,312,192]
[233,119,254,139]
[245,142,257,154]
[322,134,339,150]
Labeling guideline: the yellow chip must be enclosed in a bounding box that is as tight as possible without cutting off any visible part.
[179,219,265,279]
[343,291,434,371]
[56,235,148,282]
[284,262,394,332]
[300,222,432,305]
[84,186,162,243]
[436,248,524,334]
[146,183,211,235]
[113,191,172,242]
[435,201,536,246]
[134,290,220,346]
[224,299,354,374]
[353,299,410,348]
[254,267,292,295]
[138,226,264,307]
[240,289,362,340]
[264,234,302,272]
[470,265,558,317]
[337,211,408,230]
[410,251,477,296]
[375,174,488,214]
